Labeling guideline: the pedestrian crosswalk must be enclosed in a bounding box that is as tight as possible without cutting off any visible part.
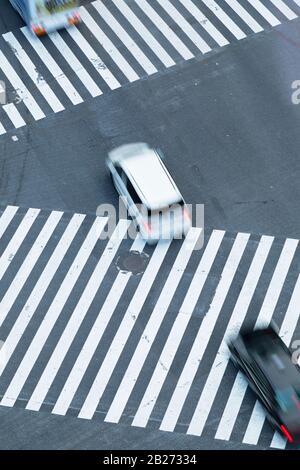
[0,204,300,449]
[1,0,300,136]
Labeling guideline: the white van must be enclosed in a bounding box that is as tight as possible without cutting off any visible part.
[9,0,81,36]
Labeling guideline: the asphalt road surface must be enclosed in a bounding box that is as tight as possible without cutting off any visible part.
[1,0,300,451]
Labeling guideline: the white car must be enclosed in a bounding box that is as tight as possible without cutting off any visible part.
[106,143,191,244]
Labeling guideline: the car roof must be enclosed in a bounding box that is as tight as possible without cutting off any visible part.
[120,148,182,210]
[245,330,300,389]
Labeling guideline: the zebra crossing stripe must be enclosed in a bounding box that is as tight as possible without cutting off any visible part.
[0,208,40,285]
[66,26,121,90]
[269,0,297,20]
[215,238,299,440]
[223,0,263,33]
[178,0,229,47]
[187,235,273,436]
[156,0,211,53]
[111,0,176,68]
[0,213,86,378]
[79,6,140,82]
[48,31,102,98]
[0,215,108,407]
[53,237,171,417]
[0,121,6,135]
[0,50,45,121]
[3,32,65,113]
[104,228,201,424]
[132,229,225,428]
[26,219,133,412]
[0,211,63,328]
[21,27,83,106]
[246,0,281,26]
[243,273,300,446]
[92,0,157,75]
[2,103,25,129]
[134,0,194,60]
[0,206,19,239]
[200,0,246,40]
[159,232,250,433]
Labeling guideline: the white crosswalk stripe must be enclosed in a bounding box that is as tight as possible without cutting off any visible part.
[104,228,201,423]
[179,0,229,47]
[223,0,263,33]
[3,32,65,113]
[54,237,172,416]
[112,0,176,67]
[270,0,297,19]
[200,0,246,40]
[132,229,225,428]
[48,31,102,98]
[92,0,157,75]
[246,0,281,26]
[0,205,300,448]
[155,0,211,53]
[2,103,26,128]
[0,50,45,121]
[159,232,250,432]
[21,27,83,105]
[0,0,299,136]
[80,6,140,83]
[134,0,194,60]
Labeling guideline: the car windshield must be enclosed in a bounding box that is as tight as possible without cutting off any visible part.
[275,386,300,413]
[34,0,78,17]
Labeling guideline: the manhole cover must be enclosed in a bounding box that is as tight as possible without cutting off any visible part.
[115,250,149,275]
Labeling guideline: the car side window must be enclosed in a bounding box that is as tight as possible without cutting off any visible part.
[126,178,142,205]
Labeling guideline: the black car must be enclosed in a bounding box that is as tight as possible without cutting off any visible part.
[228,326,300,443]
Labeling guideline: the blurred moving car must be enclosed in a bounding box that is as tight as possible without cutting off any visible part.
[9,0,81,36]
[106,143,192,244]
[229,326,300,443]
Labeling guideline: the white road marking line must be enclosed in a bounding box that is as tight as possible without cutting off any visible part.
[179,0,229,47]
[3,32,64,113]
[0,50,45,120]
[132,230,224,428]
[104,228,201,424]
[66,26,121,90]
[245,0,281,26]
[2,103,26,129]
[0,211,63,330]
[269,0,297,20]
[49,31,102,98]
[21,27,83,105]
[156,0,211,53]
[187,235,273,436]
[0,206,19,239]
[0,121,6,135]
[92,0,157,75]
[80,6,139,82]
[200,0,246,40]
[134,0,194,60]
[223,0,263,33]
[160,232,250,432]
[0,213,85,378]
[215,238,298,440]
[26,220,134,411]
[244,273,300,446]
[53,237,171,417]
[0,208,40,286]
[0,216,108,407]
[111,0,176,67]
